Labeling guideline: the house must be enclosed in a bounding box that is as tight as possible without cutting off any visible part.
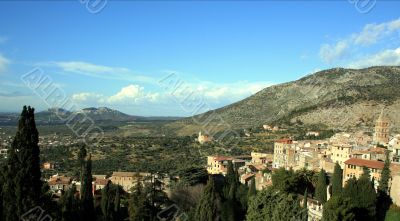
[42,162,55,170]
[263,124,273,130]
[207,155,252,175]
[330,143,352,169]
[251,152,272,165]
[343,158,384,188]
[110,172,151,192]
[198,131,212,144]
[93,175,109,190]
[240,173,255,185]
[48,174,71,193]
[273,138,295,169]
[306,131,320,137]
[0,148,7,158]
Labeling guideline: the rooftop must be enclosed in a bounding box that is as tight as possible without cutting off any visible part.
[344,158,384,170]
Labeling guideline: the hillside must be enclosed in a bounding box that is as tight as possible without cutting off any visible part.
[166,66,400,135]
[0,107,181,126]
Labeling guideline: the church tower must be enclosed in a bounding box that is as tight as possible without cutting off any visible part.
[374,109,390,145]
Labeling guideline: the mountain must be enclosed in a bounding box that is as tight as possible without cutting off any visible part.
[0,107,181,126]
[166,66,400,135]
[76,107,137,122]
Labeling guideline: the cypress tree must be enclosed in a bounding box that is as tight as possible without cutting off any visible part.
[128,179,147,221]
[194,177,218,221]
[77,144,87,182]
[378,150,391,193]
[102,181,121,221]
[356,167,377,220]
[331,163,343,196]
[316,169,327,203]
[60,185,80,221]
[247,177,256,199]
[302,189,308,221]
[80,154,95,220]
[2,106,43,220]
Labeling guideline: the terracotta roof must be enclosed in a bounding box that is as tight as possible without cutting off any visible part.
[111,172,151,177]
[213,156,233,161]
[276,138,293,144]
[344,158,384,170]
[95,178,109,186]
[241,173,255,181]
[48,177,71,185]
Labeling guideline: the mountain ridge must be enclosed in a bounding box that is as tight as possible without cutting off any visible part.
[165,66,400,135]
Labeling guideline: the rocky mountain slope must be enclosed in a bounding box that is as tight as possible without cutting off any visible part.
[166,66,400,135]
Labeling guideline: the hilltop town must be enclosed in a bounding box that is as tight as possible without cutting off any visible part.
[4,108,393,220]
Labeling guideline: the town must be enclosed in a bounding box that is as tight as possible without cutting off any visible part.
[15,108,396,221]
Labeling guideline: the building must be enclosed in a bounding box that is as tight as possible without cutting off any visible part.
[42,162,55,170]
[351,147,386,161]
[343,158,384,188]
[330,143,352,169]
[251,152,272,165]
[273,138,294,169]
[207,155,251,175]
[389,135,400,163]
[373,110,390,145]
[110,172,150,192]
[48,174,71,193]
[0,148,7,158]
[93,175,109,190]
[300,197,323,221]
[198,131,212,144]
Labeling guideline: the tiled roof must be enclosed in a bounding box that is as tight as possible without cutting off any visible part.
[241,173,255,181]
[95,178,109,186]
[276,138,293,144]
[213,156,233,161]
[344,158,384,170]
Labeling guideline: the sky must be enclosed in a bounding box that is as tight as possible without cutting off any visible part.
[0,1,400,116]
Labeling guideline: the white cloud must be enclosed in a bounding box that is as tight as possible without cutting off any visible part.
[0,53,10,73]
[72,92,103,103]
[55,61,130,74]
[320,40,349,63]
[320,18,400,64]
[42,61,155,83]
[348,47,400,68]
[173,80,273,102]
[72,84,160,106]
[108,85,148,103]
[354,18,400,45]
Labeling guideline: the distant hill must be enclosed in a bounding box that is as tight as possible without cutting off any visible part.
[166,66,400,135]
[0,107,181,126]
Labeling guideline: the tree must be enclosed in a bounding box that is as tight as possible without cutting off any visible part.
[342,168,377,221]
[356,167,377,220]
[331,163,343,197]
[2,106,43,220]
[77,144,87,181]
[316,169,328,203]
[322,196,356,221]
[246,188,303,221]
[60,185,80,221]
[101,181,122,221]
[378,151,391,193]
[128,179,147,221]
[80,154,95,220]
[247,178,256,199]
[302,189,308,221]
[377,151,392,221]
[194,177,218,221]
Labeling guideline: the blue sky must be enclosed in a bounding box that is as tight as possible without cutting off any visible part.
[0,1,400,116]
